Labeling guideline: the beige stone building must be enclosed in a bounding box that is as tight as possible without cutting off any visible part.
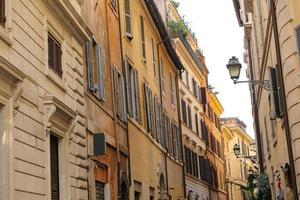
[232,0,300,199]
[222,118,257,200]
[0,0,90,199]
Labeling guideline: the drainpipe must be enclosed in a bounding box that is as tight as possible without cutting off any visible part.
[269,0,298,198]
[175,68,187,199]
[246,39,264,173]
[116,0,132,189]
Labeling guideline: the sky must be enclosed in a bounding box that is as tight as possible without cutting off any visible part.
[177,0,255,137]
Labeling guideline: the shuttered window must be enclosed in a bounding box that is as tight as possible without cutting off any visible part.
[48,32,62,78]
[269,67,283,118]
[185,71,189,89]
[296,26,300,55]
[50,135,59,200]
[114,67,127,121]
[0,0,5,27]
[151,38,157,78]
[200,87,207,104]
[170,74,174,105]
[160,58,165,94]
[187,105,192,129]
[195,114,199,134]
[181,99,187,123]
[144,83,154,134]
[86,41,105,100]
[95,181,105,200]
[140,16,146,62]
[124,0,132,37]
[154,97,161,142]
[125,61,141,122]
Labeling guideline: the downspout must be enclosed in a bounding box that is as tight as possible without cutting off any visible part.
[175,68,187,199]
[247,39,264,173]
[269,0,298,198]
[116,0,132,190]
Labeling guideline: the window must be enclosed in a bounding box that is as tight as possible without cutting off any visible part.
[114,67,127,121]
[86,40,105,100]
[195,113,199,135]
[125,61,141,122]
[95,181,105,200]
[134,191,140,200]
[154,97,162,142]
[48,32,62,77]
[296,25,300,54]
[160,58,165,94]
[144,83,154,134]
[192,78,197,97]
[0,0,5,27]
[151,38,157,78]
[187,105,192,129]
[200,87,207,104]
[134,181,142,200]
[170,74,174,105]
[124,0,132,37]
[269,67,283,118]
[111,0,118,10]
[181,99,187,123]
[50,135,59,200]
[149,187,155,200]
[140,16,146,63]
[185,71,189,89]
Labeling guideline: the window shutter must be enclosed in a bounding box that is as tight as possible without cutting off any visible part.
[134,70,141,123]
[48,33,62,77]
[149,90,154,136]
[123,60,132,116]
[181,99,187,123]
[144,83,151,132]
[121,76,127,121]
[154,97,160,141]
[95,181,105,200]
[113,68,120,115]
[187,105,192,129]
[0,0,5,26]
[124,0,132,35]
[140,16,146,61]
[269,67,282,117]
[86,41,94,90]
[96,45,105,100]
[200,87,207,104]
[296,26,300,54]
[50,135,59,200]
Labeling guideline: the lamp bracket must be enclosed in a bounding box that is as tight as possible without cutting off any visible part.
[233,80,270,91]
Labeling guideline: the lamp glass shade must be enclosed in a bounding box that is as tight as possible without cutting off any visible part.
[227,56,242,81]
[233,143,241,156]
[248,167,254,175]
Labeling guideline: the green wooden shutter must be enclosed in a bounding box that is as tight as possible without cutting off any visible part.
[113,68,119,116]
[144,83,151,132]
[86,41,94,90]
[134,70,141,123]
[269,67,282,117]
[50,135,59,200]
[121,75,127,121]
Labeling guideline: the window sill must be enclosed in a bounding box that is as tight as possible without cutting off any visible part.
[0,26,13,46]
[46,69,67,92]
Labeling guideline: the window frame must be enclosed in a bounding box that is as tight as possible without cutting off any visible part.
[140,15,146,63]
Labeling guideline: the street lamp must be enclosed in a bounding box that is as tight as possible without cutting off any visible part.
[248,167,254,175]
[232,143,257,160]
[226,56,270,90]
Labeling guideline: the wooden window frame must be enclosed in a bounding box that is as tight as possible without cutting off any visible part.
[48,32,63,78]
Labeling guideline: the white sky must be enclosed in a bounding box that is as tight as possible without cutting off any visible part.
[177,0,255,137]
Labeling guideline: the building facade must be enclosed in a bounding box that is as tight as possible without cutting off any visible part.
[81,0,130,199]
[118,0,185,199]
[166,1,210,199]
[0,0,89,199]
[232,0,300,199]
[222,118,257,200]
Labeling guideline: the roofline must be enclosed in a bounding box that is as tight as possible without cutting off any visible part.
[232,0,243,27]
[144,0,185,71]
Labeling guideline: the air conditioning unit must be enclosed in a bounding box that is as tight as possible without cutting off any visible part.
[244,12,253,28]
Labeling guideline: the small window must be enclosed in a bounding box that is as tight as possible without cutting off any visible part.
[140,16,146,63]
[124,0,132,38]
[95,181,105,200]
[0,0,5,27]
[296,26,300,54]
[48,32,62,77]
[50,135,59,200]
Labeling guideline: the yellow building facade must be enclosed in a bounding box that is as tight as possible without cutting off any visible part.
[222,118,257,200]
[233,0,300,199]
[118,0,185,199]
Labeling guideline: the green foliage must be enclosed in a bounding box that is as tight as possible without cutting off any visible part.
[255,173,272,200]
[171,0,180,9]
[167,19,189,37]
